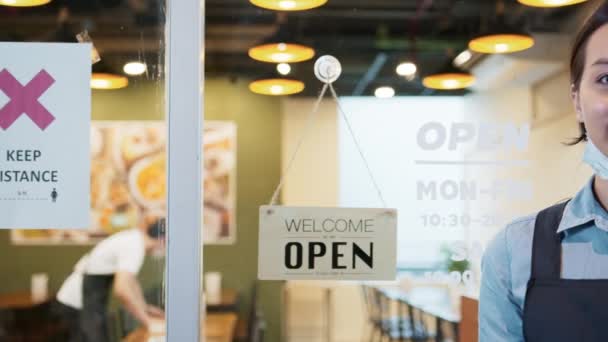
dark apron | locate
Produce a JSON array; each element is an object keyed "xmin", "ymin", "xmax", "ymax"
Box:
[
  {"xmin": 79, "ymin": 273, "xmax": 115, "ymax": 342},
  {"xmin": 49, "ymin": 299, "xmax": 81, "ymax": 342},
  {"xmin": 523, "ymin": 200, "xmax": 608, "ymax": 341}
]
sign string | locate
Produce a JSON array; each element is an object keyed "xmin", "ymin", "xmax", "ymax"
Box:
[
  {"xmin": 269, "ymin": 83, "xmax": 328, "ymax": 206},
  {"xmin": 269, "ymin": 77, "xmax": 387, "ymax": 208},
  {"xmin": 328, "ymin": 83, "xmax": 387, "ymax": 208}
]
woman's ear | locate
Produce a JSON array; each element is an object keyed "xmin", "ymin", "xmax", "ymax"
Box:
[{"xmin": 571, "ymin": 84, "xmax": 584, "ymax": 122}]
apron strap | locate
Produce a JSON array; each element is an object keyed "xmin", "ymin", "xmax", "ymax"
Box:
[{"xmin": 530, "ymin": 200, "xmax": 570, "ymax": 280}]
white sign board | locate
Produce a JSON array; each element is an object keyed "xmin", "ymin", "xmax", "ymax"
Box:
[
  {"xmin": 258, "ymin": 206, "xmax": 397, "ymax": 280},
  {"xmin": 0, "ymin": 42, "xmax": 91, "ymax": 229}
]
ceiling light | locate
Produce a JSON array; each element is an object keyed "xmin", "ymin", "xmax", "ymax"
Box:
[
  {"xmin": 250, "ymin": 0, "xmax": 328, "ymax": 11},
  {"xmin": 423, "ymin": 72, "xmax": 475, "ymax": 90},
  {"xmin": 517, "ymin": 0, "xmax": 587, "ymax": 7},
  {"xmin": 453, "ymin": 50, "xmax": 473, "ymax": 67},
  {"xmin": 0, "ymin": 0, "xmax": 51, "ymax": 6},
  {"xmin": 396, "ymin": 62, "xmax": 417, "ymax": 77},
  {"xmin": 374, "ymin": 86, "xmax": 395, "ymax": 98},
  {"xmin": 123, "ymin": 62, "xmax": 147, "ymax": 76},
  {"xmin": 277, "ymin": 63, "xmax": 291, "ymax": 75},
  {"xmin": 249, "ymin": 43, "xmax": 315, "ymax": 63},
  {"xmin": 91, "ymin": 73, "xmax": 129, "ymax": 90},
  {"xmin": 249, "ymin": 79, "xmax": 305, "ymax": 96},
  {"xmin": 469, "ymin": 33, "xmax": 534, "ymax": 54}
]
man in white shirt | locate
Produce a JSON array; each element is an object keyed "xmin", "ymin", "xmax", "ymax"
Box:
[{"xmin": 53, "ymin": 217, "xmax": 165, "ymax": 342}]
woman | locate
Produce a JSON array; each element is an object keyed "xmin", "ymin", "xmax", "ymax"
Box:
[{"xmin": 480, "ymin": 2, "xmax": 608, "ymax": 341}]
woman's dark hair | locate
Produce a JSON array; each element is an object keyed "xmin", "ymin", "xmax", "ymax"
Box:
[{"xmin": 568, "ymin": 2, "xmax": 608, "ymax": 145}]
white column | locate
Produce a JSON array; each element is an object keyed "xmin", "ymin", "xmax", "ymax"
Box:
[{"xmin": 166, "ymin": 0, "xmax": 204, "ymax": 341}]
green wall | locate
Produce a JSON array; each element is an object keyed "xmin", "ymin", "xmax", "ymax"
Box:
[
  {"xmin": 0, "ymin": 78, "xmax": 284, "ymax": 341},
  {"xmin": 204, "ymin": 78, "xmax": 284, "ymax": 342}
]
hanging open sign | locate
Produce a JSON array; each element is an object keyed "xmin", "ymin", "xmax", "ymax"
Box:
[{"xmin": 258, "ymin": 206, "xmax": 397, "ymax": 280}]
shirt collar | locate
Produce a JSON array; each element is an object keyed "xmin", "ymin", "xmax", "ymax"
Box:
[{"xmin": 557, "ymin": 176, "xmax": 608, "ymax": 233}]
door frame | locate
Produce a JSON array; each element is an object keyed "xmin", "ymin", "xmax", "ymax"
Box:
[{"xmin": 166, "ymin": 0, "xmax": 204, "ymax": 340}]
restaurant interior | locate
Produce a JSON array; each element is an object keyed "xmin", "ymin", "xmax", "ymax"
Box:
[{"xmin": 0, "ymin": 0, "xmax": 602, "ymax": 341}]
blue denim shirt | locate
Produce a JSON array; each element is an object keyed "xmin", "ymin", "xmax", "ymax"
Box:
[{"xmin": 479, "ymin": 176, "xmax": 608, "ymax": 341}]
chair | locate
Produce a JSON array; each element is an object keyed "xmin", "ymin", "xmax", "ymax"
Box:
[
  {"xmin": 0, "ymin": 300, "xmax": 71, "ymax": 342},
  {"xmin": 247, "ymin": 283, "xmax": 266, "ymax": 342},
  {"xmin": 361, "ymin": 285, "xmax": 381, "ymax": 329},
  {"xmin": 361, "ymin": 285, "xmax": 385, "ymax": 341},
  {"xmin": 435, "ymin": 314, "xmax": 459, "ymax": 342},
  {"xmin": 361, "ymin": 286, "xmax": 415, "ymax": 342},
  {"xmin": 232, "ymin": 283, "xmax": 265, "ymax": 342}
]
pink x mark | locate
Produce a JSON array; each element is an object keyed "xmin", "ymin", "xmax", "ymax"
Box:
[{"xmin": 0, "ymin": 69, "xmax": 56, "ymax": 131}]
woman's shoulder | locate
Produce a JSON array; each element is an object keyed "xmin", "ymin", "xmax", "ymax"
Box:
[
  {"xmin": 496, "ymin": 200, "xmax": 570, "ymax": 247},
  {"xmin": 484, "ymin": 212, "xmax": 538, "ymax": 263}
]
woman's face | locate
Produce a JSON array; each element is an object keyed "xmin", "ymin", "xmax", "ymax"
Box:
[{"xmin": 574, "ymin": 23, "xmax": 608, "ymax": 153}]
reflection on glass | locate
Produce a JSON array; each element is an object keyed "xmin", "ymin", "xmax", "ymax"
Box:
[
  {"xmin": 249, "ymin": 78, "xmax": 305, "ymax": 96},
  {"xmin": 249, "ymin": 0, "xmax": 328, "ymax": 11},
  {"xmin": 248, "ymin": 43, "xmax": 315, "ymax": 64},
  {"xmin": 0, "ymin": 0, "xmax": 51, "ymax": 7},
  {"xmin": 90, "ymin": 73, "xmax": 129, "ymax": 90}
]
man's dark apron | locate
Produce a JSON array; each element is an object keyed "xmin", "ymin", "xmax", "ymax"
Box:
[
  {"xmin": 79, "ymin": 273, "xmax": 115, "ymax": 342},
  {"xmin": 523, "ymin": 200, "xmax": 608, "ymax": 341}
]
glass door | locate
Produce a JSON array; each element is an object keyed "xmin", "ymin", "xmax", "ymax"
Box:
[
  {"xmin": 202, "ymin": 1, "xmax": 597, "ymax": 342},
  {"xmin": 0, "ymin": 0, "xmax": 204, "ymax": 341}
]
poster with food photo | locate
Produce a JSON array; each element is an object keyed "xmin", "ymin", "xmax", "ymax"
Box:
[{"xmin": 11, "ymin": 121, "xmax": 237, "ymax": 245}]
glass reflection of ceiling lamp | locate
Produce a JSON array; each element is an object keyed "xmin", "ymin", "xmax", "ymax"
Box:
[
  {"xmin": 469, "ymin": 32, "xmax": 534, "ymax": 54},
  {"xmin": 0, "ymin": 0, "xmax": 51, "ymax": 6},
  {"xmin": 469, "ymin": 0, "xmax": 534, "ymax": 54},
  {"xmin": 453, "ymin": 49, "xmax": 473, "ymax": 67},
  {"xmin": 249, "ymin": 78, "xmax": 304, "ymax": 96},
  {"xmin": 517, "ymin": 0, "xmax": 587, "ymax": 7},
  {"xmin": 91, "ymin": 73, "xmax": 129, "ymax": 90},
  {"xmin": 123, "ymin": 61, "xmax": 147, "ymax": 76},
  {"xmin": 374, "ymin": 86, "xmax": 395, "ymax": 98},
  {"xmin": 277, "ymin": 63, "xmax": 291, "ymax": 75},
  {"xmin": 250, "ymin": 0, "xmax": 327, "ymax": 11},
  {"xmin": 396, "ymin": 62, "xmax": 417, "ymax": 77},
  {"xmin": 249, "ymin": 42, "xmax": 315, "ymax": 63},
  {"xmin": 422, "ymin": 64, "xmax": 475, "ymax": 90}
]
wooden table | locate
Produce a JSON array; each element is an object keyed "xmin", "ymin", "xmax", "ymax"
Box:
[
  {"xmin": 206, "ymin": 288, "xmax": 239, "ymax": 313},
  {"xmin": 0, "ymin": 292, "xmax": 50, "ymax": 309},
  {"xmin": 0, "ymin": 289, "xmax": 238, "ymax": 311},
  {"xmin": 123, "ymin": 313, "xmax": 238, "ymax": 342}
]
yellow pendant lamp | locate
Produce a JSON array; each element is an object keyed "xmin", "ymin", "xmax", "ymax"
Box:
[
  {"xmin": 250, "ymin": 0, "xmax": 327, "ymax": 11},
  {"xmin": 249, "ymin": 19, "xmax": 315, "ymax": 64},
  {"xmin": 249, "ymin": 42, "xmax": 315, "ymax": 63},
  {"xmin": 422, "ymin": 64, "xmax": 475, "ymax": 90},
  {"xmin": 0, "ymin": 0, "xmax": 51, "ymax": 6},
  {"xmin": 91, "ymin": 60, "xmax": 129, "ymax": 90},
  {"xmin": 249, "ymin": 78, "xmax": 305, "ymax": 96},
  {"xmin": 469, "ymin": 0, "xmax": 534, "ymax": 54},
  {"xmin": 469, "ymin": 33, "xmax": 534, "ymax": 54},
  {"xmin": 91, "ymin": 73, "xmax": 129, "ymax": 90},
  {"xmin": 517, "ymin": 0, "xmax": 587, "ymax": 7}
]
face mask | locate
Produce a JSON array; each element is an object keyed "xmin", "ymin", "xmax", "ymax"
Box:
[
  {"xmin": 110, "ymin": 214, "xmax": 128, "ymax": 228},
  {"xmin": 583, "ymin": 139, "xmax": 608, "ymax": 180}
]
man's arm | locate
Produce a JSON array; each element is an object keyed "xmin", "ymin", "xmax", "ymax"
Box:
[{"xmin": 113, "ymin": 271, "xmax": 151, "ymax": 329}]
